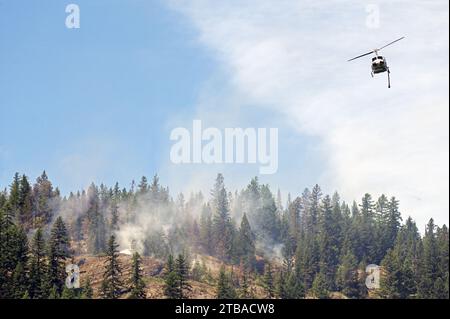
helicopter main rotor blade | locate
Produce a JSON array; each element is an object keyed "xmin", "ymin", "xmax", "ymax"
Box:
[
  {"xmin": 348, "ymin": 51, "xmax": 374, "ymax": 62},
  {"xmin": 379, "ymin": 36, "xmax": 405, "ymax": 51}
]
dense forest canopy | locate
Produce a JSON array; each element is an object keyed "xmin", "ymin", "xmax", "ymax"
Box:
[{"xmin": 0, "ymin": 171, "xmax": 448, "ymax": 299}]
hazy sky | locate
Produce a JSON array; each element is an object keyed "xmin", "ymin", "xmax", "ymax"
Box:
[{"xmin": 1, "ymin": 0, "xmax": 448, "ymax": 229}]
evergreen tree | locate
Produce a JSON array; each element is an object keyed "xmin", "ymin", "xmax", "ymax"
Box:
[
  {"xmin": 199, "ymin": 205, "xmax": 214, "ymax": 255},
  {"xmin": 48, "ymin": 285, "xmax": 60, "ymax": 299},
  {"xmin": 81, "ymin": 278, "xmax": 94, "ymax": 299},
  {"xmin": 258, "ymin": 185, "xmax": 281, "ymax": 241},
  {"xmin": 32, "ymin": 171, "xmax": 54, "ymax": 226},
  {"xmin": 12, "ymin": 261, "xmax": 28, "ymax": 299},
  {"xmin": 311, "ymin": 272, "xmax": 329, "ymax": 299},
  {"xmin": 18, "ymin": 175, "xmax": 33, "ymax": 228},
  {"xmin": 164, "ymin": 255, "xmax": 179, "ymax": 299},
  {"xmin": 391, "ymin": 217, "xmax": 421, "ymax": 298},
  {"xmin": 238, "ymin": 271, "xmax": 251, "ymax": 298},
  {"xmin": 418, "ymin": 219, "xmax": 440, "ymax": 299},
  {"xmin": 129, "ymin": 252, "xmax": 146, "ymax": 299},
  {"xmin": 28, "ymin": 228, "xmax": 47, "ymax": 298},
  {"xmin": 211, "ymin": 174, "xmax": 234, "ymax": 261},
  {"xmin": 101, "ymin": 235, "xmax": 123, "ymax": 299},
  {"xmin": 216, "ymin": 266, "xmax": 236, "ymax": 299},
  {"xmin": 47, "ymin": 216, "xmax": 70, "ymax": 294},
  {"xmin": 237, "ymin": 213, "xmax": 256, "ymax": 271},
  {"xmin": 262, "ymin": 263, "xmax": 275, "ymax": 298},
  {"xmin": 138, "ymin": 176, "xmax": 149, "ymax": 194},
  {"xmin": 86, "ymin": 184, "xmax": 107, "ymax": 254},
  {"xmin": 8, "ymin": 173, "xmax": 21, "ymax": 223},
  {"xmin": 61, "ymin": 286, "xmax": 76, "ymax": 299},
  {"xmin": 379, "ymin": 249, "xmax": 403, "ymax": 298},
  {"xmin": 275, "ymin": 271, "xmax": 288, "ymax": 299},
  {"xmin": 335, "ymin": 249, "xmax": 362, "ymax": 298},
  {"xmin": 317, "ymin": 195, "xmax": 339, "ymax": 290},
  {"xmin": 175, "ymin": 253, "xmax": 191, "ymax": 299},
  {"xmin": 435, "ymin": 225, "xmax": 449, "ymax": 298},
  {"xmin": 284, "ymin": 270, "xmax": 304, "ymax": 298}
]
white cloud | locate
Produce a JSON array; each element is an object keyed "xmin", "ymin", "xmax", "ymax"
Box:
[{"xmin": 167, "ymin": 0, "xmax": 449, "ymax": 228}]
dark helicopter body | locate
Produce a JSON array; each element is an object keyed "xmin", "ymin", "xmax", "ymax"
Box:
[
  {"xmin": 371, "ymin": 56, "xmax": 388, "ymax": 74},
  {"xmin": 348, "ymin": 37, "xmax": 404, "ymax": 88}
]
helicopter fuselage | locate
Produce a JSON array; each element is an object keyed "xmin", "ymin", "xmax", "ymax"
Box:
[{"xmin": 371, "ymin": 56, "xmax": 388, "ymax": 74}]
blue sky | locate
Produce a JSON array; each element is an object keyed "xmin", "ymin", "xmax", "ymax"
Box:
[
  {"xmin": 1, "ymin": 0, "xmax": 448, "ymax": 228},
  {"xmin": 0, "ymin": 1, "xmax": 213, "ymax": 185},
  {"xmin": 0, "ymin": 1, "xmax": 318, "ymax": 193}
]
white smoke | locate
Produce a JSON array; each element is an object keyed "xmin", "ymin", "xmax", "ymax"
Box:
[{"xmin": 166, "ymin": 0, "xmax": 449, "ymax": 230}]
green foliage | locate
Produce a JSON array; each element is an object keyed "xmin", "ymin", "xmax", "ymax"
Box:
[
  {"xmin": 47, "ymin": 216, "xmax": 70, "ymax": 294},
  {"xmin": 262, "ymin": 263, "xmax": 275, "ymax": 298},
  {"xmin": 236, "ymin": 213, "xmax": 256, "ymax": 271},
  {"xmin": 311, "ymin": 272, "xmax": 329, "ymax": 299},
  {"xmin": 0, "ymin": 172, "xmax": 448, "ymax": 300},
  {"xmin": 216, "ymin": 266, "xmax": 237, "ymax": 299},
  {"xmin": 211, "ymin": 174, "xmax": 234, "ymax": 261},
  {"xmin": 100, "ymin": 235, "xmax": 123, "ymax": 299},
  {"xmin": 335, "ymin": 250, "xmax": 362, "ymax": 298},
  {"xmin": 81, "ymin": 278, "xmax": 94, "ymax": 299},
  {"xmin": 129, "ymin": 252, "xmax": 146, "ymax": 299}
]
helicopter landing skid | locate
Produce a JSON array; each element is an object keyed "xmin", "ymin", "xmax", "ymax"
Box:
[{"xmin": 387, "ymin": 68, "xmax": 391, "ymax": 88}]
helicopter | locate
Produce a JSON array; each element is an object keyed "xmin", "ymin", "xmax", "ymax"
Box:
[{"xmin": 348, "ymin": 37, "xmax": 405, "ymax": 88}]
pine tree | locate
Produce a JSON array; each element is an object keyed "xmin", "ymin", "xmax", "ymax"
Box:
[
  {"xmin": 311, "ymin": 272, "xmax": 329, "ymax": 299},
  {"xmin": 47, "ymin": 216, "xmax": 70, "ymax": 294},
  {"xmin": 211, "ymin": 174, "xmax": 234, "ymax": 261},
  {"xmin": 138, "ymin": 176, "xmax": 149, "ymax": 194},
  {"xmin": 238, "ymin": 271, "xmax": 251, "ymax": 298},
  {"xmin": 391, "ymin": 217, "xmax": 421, "ymax": 298},
  {"xmin": 216, "ymin": 266, "xmax": 236, "ymax": 299},
  {"xmin": 175, "ymin": 253, "xmax": 191, "ymax": 299},
  {"xmin": 237, "ymin": 213, "xmax": 256, "ymax": 271},
  {"xmin": 199, "ymin": 205, "xmax": 214, "ymax": 255},
  {"xmin": 81, "ymin": 278, "xmax": 94, "ymax": 299},
  {"xmin": 284, "ymin": 270, "xmax": 304, "ymax": 298},
  {"xmin": 258, "ymin": 185, "xmax": 281, "ymax": 242},
  {"xmin": 418, "ymin": 219, "xmax": 441, "ymax": 299},
  {"xmin": 101, "ymin": 235, "xmax": 123, "ymax": 299},
  {"xmin": 61, "ymin": 286, "xmax": 76, "ymax": 299},
  {"xmin": 276, "ymin": 271, "xmax": 288, "ymax": 299},
  {"xmin": 32, "ymin": 171, "xmax": 54, "ymax": 226},
  {"xmin": 110, "ymin": 201, "xmax": 119, "ymax": 232},
  {"xmin": 379, "ymin": 249, "xmax": 403, "ymax": 298},
  {"xmin": 18, "ymin": 175, "xmax": 33, "ymax": 228},
  {"xmin": 262, "ymin": 263, "xmax": 275, "ymax": 298},
  {"xmin": 317, "ymin": 195, "xmax": 339, "ymax": 291},
  {"xmin": 48, "ymin": 285, "xmax": 60, "ymax": 299},
  {"xmin": 8, "ymin": 173, "xmax": 21, "ymax": 223},
  {"xmin": 164, "ymin": 254, "xmax": 179, "ymax": 299},
  {"xmin": 435, "ymin": 225, "xmax": 449, "ymax": 298},
  {"xmin": 129, "ymin": 252, "xmax": 146, "ymax": 299},
  {"xmin": 335, "ymin": 250, "xmax": 362, "ymax": 298},
  {"xmin": 12, "ymin": 261, "xmax": 28, "ymax": 298},
  {"xmin": 28, "ymin": 228, "xmax": 47, "ymax": 298}
]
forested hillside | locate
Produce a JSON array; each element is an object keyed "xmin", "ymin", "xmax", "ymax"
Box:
[{"xmin": 0, "ymin": 171, "xmax": 448, "ymax": 299}]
